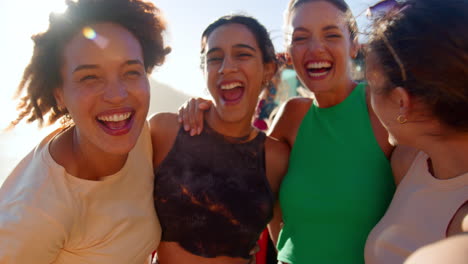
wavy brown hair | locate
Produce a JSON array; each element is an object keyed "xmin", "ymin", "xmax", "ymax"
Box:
[
  {"xmin": 367, "ymin": 0, "xmax": 468, "ymax": 130},
  {"xmin": 11, "ymin": 0, "xmax": 171, "ymax": 128}
]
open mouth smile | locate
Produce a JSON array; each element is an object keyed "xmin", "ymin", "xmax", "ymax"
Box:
[
  {"xmin": 306, "ymin": 61, "xmax": 333, "ymax": 79},
  {"xmin": 219, "ymin": 81, "xmax": 245, "ymax": 105},
  {"xmin": 96, "ymin": 110, "xmax": 135, "ymax": 136}
]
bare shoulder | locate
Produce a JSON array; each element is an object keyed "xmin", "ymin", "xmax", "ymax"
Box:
[
  {"xmin": 268, "ymin": 97, "xmax": 312, "ymax": 148},
  {"xmin": 391, "ymin": 145, "xmax": 420, "ymax": 185},
  {"xmin": 149, "ymin": 112, "xmax": 180, "ymax": 166},
  {"xmin": 149, "ymin": 112, "xmax": 179, "ymax": 130},
  {"xmin": 264, "ymin": 135, "xmax": 290, "ymax": 195}
]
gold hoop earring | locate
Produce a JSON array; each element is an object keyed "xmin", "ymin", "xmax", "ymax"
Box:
[
  {"xmin": 397, "ymin": 115, "xmax": 407, "ymax": 124},
  {"xmin": 60, "ymin": 113, "xmax": 73, "ymax": 128}
]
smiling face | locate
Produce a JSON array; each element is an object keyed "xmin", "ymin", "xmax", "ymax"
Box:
[
  {"xmin": 55, "ymin": 22, "xmax": 150, "ymax": 156},
  {"xmin": 203, "ymin": 23, "xmax": 274, "ymax": 124},
  {"xmin": 287, "ymin": 1, "xmax": 357, "ymax": 94}
]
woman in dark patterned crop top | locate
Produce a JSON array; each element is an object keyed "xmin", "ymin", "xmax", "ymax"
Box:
[{"xmin": 148, "ymin": 15, "xmax": 289, "ymax": 264}]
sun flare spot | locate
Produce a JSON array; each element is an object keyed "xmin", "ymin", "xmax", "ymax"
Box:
[{"xmin": 82, "ymin": 27, "xmax": 97, "ymax": 40}]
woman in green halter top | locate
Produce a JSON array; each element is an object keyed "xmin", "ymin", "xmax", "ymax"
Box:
[
  {"xmin": 268, "ymin": 1, "xmax": 395, "ymax": 263},
  {"xmin": 177, "ymin": 1, "xmax": 396, "ymax": 263}
]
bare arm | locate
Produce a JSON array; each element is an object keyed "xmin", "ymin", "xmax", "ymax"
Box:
[
  {"xmin": 268, "ymin": 201, "xmax": 284, "ymax": 248},
  {"xmin": 404, "ymin": 233, "xmax": 468, "ymax": 264},
  {"xmin": 268, "ymin": 97, "xmax": 312, "ymax": 148},
  {"xmin": 447, "ymin": 201, "xmax": 468, "ymax": 237},
  {"xmin": 149, "ymin": 112, "xmax": 181, "ymax": 167}
]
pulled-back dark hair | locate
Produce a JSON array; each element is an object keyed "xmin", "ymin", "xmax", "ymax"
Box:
[
  {"xmin": 200, "ymin": 14, "xmax": 277, "ymax": 69},
  {"xmin": 12, "ymin": 0, "xmax": 171, "ymax": 127},
  {"xmin": 367, "ymin": 0, "xmax": 468, "ymax": 130},
  {"xmin": 285, "ymin": 0, "xmax": 358, "ymax": 41}
]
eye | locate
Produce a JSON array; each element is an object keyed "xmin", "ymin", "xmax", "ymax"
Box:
[
  {"xmin": 80, "ymin": 74, "xmax": 98, "ymax": 82},
  {"xmin": 237, "ymin": 53, "xmax": 253, "ymax": 59},
  {"xmin": 207, "ymin": 57, "xmax": 223, "ymax": 63},
  {"xmin": 126, "ymin": 70, "xmax": 142, "ymax": 78},
  {"xmin": 291, "ymin": 36, "xmax": 307, "ymax": 43},
  {"xmin": 326, "ymin": 34, "xmax": 341, "ymax": 39}
]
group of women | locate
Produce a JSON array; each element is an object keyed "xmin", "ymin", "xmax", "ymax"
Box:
[{"xmin": 0, "ymin": 0, "xmax": 466, "ymax": 263}]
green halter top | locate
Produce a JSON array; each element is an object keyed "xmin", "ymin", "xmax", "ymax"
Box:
[{"xmin": 277, "ymin": 83, "xmax": 395, "ymax": 263}]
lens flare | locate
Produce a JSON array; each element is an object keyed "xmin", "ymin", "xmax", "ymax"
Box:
[{"xmin": 82, "ymin": 27, "xmax": 96, "ymax": 40}]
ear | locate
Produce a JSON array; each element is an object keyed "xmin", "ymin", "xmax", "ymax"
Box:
[
  {"xmin": 262, "ymin": 61, "xmax": 277, "ymax": 86},
  {"xmin": 54, "ymin": 88, "xmax": 65, "ymax": 110},
  {"xmin": 284, "ymin": 51, "xmax": 293, "ymax": 66},
  {"xmin": 350, "ymin": 37, "xmax": 360, "ymax": 59},
  {"xmin": 391, "ymin": 87, "xmax": 412, "ymax": 116}
]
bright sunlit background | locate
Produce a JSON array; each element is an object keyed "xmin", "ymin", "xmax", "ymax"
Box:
[{"xmin": 0, "ymin": 0, "xmax": 375, "ymax": 182}]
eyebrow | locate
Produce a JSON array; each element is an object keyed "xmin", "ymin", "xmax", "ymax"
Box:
[
  {"xmin": 292, "ymin": 25, "xmax": 341, "ymax": 33},
  {"xmin": 292, "ymin": 27, "xmax": 309, "ymax": 33},
  {"xmin": 233, "ymin": 44, "xmax": 256, "ymax": 51},
  {"xmin": 72, "ymin": 64, "xmax": 98, "ymax": 73},
  {"xmin": 206, "ymin": 44, "xmax": 256, "ymax": 55},
  {"xmin": 72, "ymin": 59, "xmax": 144, "ymax": 73},
  {"xmin": 323, "ymin": 25, "xmax": 340, "ymax": 31}
]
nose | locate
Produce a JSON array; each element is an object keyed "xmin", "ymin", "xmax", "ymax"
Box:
[
  {"xmin": 218, "ymin": 56, "xmax": 238, "ymax": 75},
  {"xmin": 103, "ymin": 78, "xmax": 128, "ymax": 103},
  {"xmin": 308, "ymin": 37, "xmax": 326, "ymax": 54}
]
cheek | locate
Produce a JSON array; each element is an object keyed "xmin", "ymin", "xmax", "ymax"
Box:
[
  {"xmin": 289, "ymin": 45, "xmax": 304, "ymax": 63},
  {"xmin": 371, "ymin": 93, "xmax": 391, "ymax": 125}
]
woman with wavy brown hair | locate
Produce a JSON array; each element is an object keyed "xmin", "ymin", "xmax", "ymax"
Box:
[{"xmin": 0, "ymin": 0, "xmax": 170, "ymax": 263}]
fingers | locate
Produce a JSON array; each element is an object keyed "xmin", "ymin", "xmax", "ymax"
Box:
[
  {"xmin": 178, "ymin": 100, "xmax": 191, "ymax": 133},
  {"xmin": 177, "ymin": 98, "xmax": 212, "ymax": 136},
  {"xmin": 195, "ymin": 100, "xmax": 212, "ymax": 134},
  {"xmin": 188, "ymin": 98, "xmax": 198, "ymax": 136}
]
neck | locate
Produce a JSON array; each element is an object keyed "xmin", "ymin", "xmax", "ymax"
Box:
[
  {"xmin": 418, "ymin": 133, "xmax": 468, "ymax": 180},
  {"xmin": 71, "ymin": 128, "xmax": 128, "ymax": 180},
  {"xmin": 205, "ymin": 109, "xmax": 255, "ymax": 140},
  {"xmin": 313, "ymin": 80, "xmax": 357, "ymax": 108}
]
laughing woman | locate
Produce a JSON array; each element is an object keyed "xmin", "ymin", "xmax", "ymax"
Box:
[
  {"xmin": 149, "ymin": 15, "xmax": 289, "ymax": 264},
  {"xmin": 364, "ymin": 0, "xmax": 468, "ymax": 262},
  {"xmin": 0, "ymin": 0, "xmax": 169, "ymax": 263}
]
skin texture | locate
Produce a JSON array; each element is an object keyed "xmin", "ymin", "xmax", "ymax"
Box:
[
  {"xmin": 150, "ymin": 22, "xmax": 289, "ymax": 264},
  {"xmin": 51, "ymin": 23, "xmax": 150, "ymax": 180}
]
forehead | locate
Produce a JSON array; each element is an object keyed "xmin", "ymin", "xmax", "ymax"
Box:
[
  {"xmin": 63, "ymin": 23, "xmax": 143, "ymax": 69},
  {"xmin": 290, "ymin": 1, "xmax": 348, "ymax": 30},
  {"xmin": 206, "ymin": 23, "xmax": 259, "ymax": 50}
]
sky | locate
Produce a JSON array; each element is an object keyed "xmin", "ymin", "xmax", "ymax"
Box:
[{"xmin": 0, "ymin": 0, "xmax": 375, "ymax": 179}]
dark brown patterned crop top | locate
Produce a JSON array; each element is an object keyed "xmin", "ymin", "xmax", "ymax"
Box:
[{"xmin": 154, "ymin": 123, "xmax": 274, "ymax": 259}]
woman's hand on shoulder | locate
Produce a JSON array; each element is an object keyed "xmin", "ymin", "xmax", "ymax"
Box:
[
  {"xmin": 268, "ymin": 97, "xmax": 312, "ymax": 149},
  {"xmin": 178, "ymin": 97, "xmax": 213, "ymax": 136},
  {"xmin": 390, "ymin": 145, "xmax": 419, "ymax": 185}
]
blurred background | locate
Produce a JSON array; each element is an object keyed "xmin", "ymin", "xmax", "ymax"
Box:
[{"xmin": 0, "ymin": 0, "xmax": 375, "ymax": 182}]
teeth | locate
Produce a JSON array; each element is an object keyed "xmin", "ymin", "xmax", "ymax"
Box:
[
  {"xmin": 220, "ymin": 82, "xmax": 242, "ymax": 90},
  {"xmin": 309, "ymin": 72, "xmax": 328, "ymax": 77},
  {"xmin": 307, "ymin": 61, "xmax": 332, "ymax": 69},
  {"xmin": 97, "ymin": 112, "xmax": 131, "ymax": 122}
]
